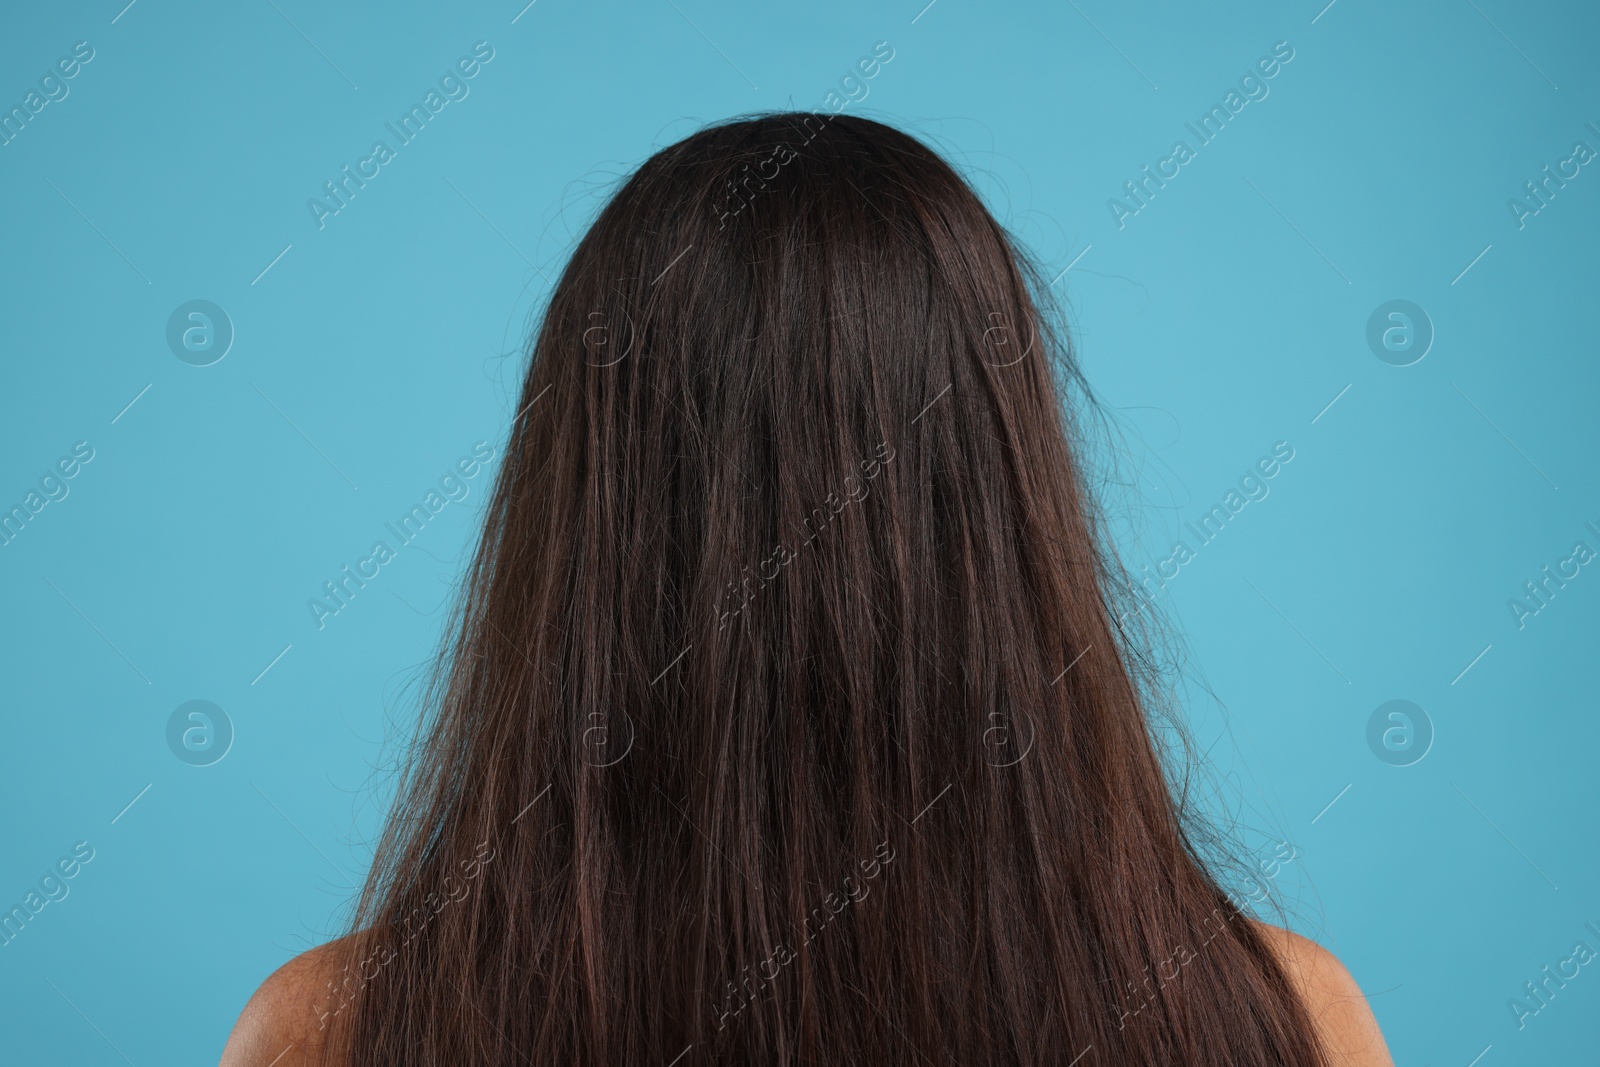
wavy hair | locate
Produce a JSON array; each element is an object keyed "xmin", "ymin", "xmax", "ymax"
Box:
[{"xmin": 328, "ymin": 111, "xmax": 1328, "ymax": 1066}]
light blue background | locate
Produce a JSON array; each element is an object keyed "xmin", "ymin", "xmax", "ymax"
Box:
[{"xmin": 2, "ymin": 0, "xmax": 1596, "ymax": 1063}]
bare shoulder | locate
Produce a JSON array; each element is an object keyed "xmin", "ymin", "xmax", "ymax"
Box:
[
  {"xmin": 1253, "ymin": 921, "xmax": 1395, "ymax": 1066},
  {"xmin": 219, "ymin": 936, "xmax": 355, "ymax": 1067}
]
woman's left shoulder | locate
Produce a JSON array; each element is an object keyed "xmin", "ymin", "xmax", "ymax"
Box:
[
  {"xmin": 219, "ymin": 937, "xmax": 354, "ymax": 1067},
  {"xmin": 1252, "ymin": 920, "xmax": 1395, "ymax": 1066}
]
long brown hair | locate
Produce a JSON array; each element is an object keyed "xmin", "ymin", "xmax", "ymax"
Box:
[{"xmin": 328, "ymin": 111, "xmax": 1328, "ymax": 1065}]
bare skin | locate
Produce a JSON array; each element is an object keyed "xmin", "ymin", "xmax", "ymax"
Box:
[
  {"xmin": 1255, "ymin": 924, "xmax": 1396, "ymax": 1066},
  {"xmin": 220, "ymin": 923, "xmax": 1394, "ymax": 1065},
  {"xmin": 219, "ymin": 938, "xmax": 351, "ymax": 1067}
]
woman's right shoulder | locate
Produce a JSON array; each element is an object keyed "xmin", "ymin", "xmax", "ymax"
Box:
[
  {"xmin": 1252, "ymin": 921, "xmax": 1395, "ymax": 1066},
  {"xmin": 219, "ymin": 935, "xmax": 358, "ymax": 1067}
]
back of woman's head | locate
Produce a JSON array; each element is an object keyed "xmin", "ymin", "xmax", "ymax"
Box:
[{"xmin": 337, "ymin": 111, "xmax": 1328, "ymax": 1065}]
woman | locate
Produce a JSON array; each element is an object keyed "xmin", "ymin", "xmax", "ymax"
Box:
[{"xmin": 222, "ymin": 112, "xmax": 1391, "ymax": 1065}]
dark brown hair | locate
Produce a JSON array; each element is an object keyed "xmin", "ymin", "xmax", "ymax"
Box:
[{"xmin": 328, "ymin": 111, "xmax": 1328, "ymax": 1065}]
